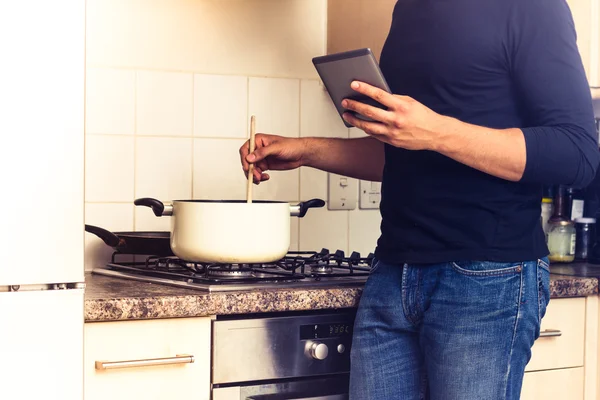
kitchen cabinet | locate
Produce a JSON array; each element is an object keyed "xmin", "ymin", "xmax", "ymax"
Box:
[
  {"xmin": 84, "ymin": 317, "xmax": 212, "ymax": 400},
  {"xmin": 521, "ymin": 296, "xmax": 598, "ymax": 400},
  {"xmin": 522, "ymin": 368, "xmax": 585, "ymax": 400},
  {"xmin": 327, "ymin": 0, "xmax": 396, "ymax": 61},
  {"xmin": 566, "ymin": 0, "xmax": 597, "ymax": 85}
]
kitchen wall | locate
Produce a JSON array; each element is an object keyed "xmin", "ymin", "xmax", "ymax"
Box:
[{"xmin": 84, "ymin": 0, "xmax": 382, "ymax": 270}]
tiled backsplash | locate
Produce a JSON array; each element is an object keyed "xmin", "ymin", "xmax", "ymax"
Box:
[{"xmin": 84, "ymin": 0, "xmax": 382, "ymax": 270}]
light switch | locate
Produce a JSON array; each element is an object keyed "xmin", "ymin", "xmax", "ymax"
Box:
[
  {"xmin": 360, "ymin": 180, "xmax": 382, "ymax": 209},
  {"xmin": 328, "ymin": 173, "xmax": 358, "ymax": 210}
]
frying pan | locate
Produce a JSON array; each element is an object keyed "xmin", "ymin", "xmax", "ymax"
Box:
[{"xmin": 84, "ymin": 224, "xmax": 174, "ymax": 256}]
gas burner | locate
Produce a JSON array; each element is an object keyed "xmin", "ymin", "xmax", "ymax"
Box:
[
  {"xmin": 311, "ymin": 264, "xmax": 334, "ymax": 274},
  {"xmin": 99, "ymin": 248, "xmax": 374, "ymax": 292},
  {"xmin": 207, "ymin": 266, "xmax": 255, "ymax": 278}
]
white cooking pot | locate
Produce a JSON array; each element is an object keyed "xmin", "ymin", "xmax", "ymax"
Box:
[{"xmin": 134, "ymin": 198, "xmax": 325, "ymax": 263}]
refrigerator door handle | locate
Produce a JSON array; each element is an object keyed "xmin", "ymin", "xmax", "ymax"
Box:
[{"xmin": 95, "ymin": 354, "xmax": 195, "ymax": 370}]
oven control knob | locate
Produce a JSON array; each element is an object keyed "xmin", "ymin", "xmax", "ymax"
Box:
[{"xmin": 310, "ymin": 342, "xmax": 329, "ymax": 360}]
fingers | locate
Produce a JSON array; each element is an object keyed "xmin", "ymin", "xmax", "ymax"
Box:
[
  {"xmin": 342, "ymin": 99, "xmax": 392, "ymax": 124},
  {"xmin": 342, "ymin": 113, "xmax": 388, "ymax": 136},
  {"xmin": 246, "ymin": 141, "xmax": 279, "ymax": 164},
  {"xmin": 239, "ymin": 139, "xmax": 250, "ymax": 173},
  {"xmin": 350, "ymin": 81, "xmax": 396, "ymax": 108}
]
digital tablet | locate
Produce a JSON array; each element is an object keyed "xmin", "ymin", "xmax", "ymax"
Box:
[{"xmin": 312, "ymin": 48, "xmax": 391, "ymax": 128}]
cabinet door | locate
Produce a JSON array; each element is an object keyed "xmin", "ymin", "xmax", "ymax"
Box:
[
  {"xmin": 521, "ymin": 368, "xmax": 584, "ymax": 400},
  {"xmin": 0, "ymin": 290, "xmax": 84, "ymax": 400},
  {"xmin": 84, "ymin": 317, "xmax": 211, "ymax": 400},
  {"xmin": 566, "ymin": 0, "xmax": 596, "ymax": 85},
  {"xmin": 0, "ymin": 0, "xmax": 85, "ymax": 285},
  {"xmin": 526, "ymin": 297, "xmax": 586, "ymax": 372}
]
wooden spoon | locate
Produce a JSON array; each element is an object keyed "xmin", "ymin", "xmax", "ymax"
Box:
[{"xmin": 246, "ymin": 115, "xmax": 256, "ymax": 204}]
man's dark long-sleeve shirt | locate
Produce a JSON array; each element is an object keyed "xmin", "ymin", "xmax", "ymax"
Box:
[{"xmin": 375, "ymin": 0, "xmax": 600, "ymax": 264}]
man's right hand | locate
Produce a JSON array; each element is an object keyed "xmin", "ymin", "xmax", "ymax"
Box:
[{"xmin": 239, "ymin": 134, "xmax": 308, "ymax": 184}]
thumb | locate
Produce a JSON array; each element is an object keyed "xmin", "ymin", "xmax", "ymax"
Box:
[{"xmin": 247, "ymin": 143, "xmax": 280, "ymax": 163}]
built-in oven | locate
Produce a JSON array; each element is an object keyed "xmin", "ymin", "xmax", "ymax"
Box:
[{"xmin": 211, "ymin": 310, "xmax": 356, "ymax": 400}]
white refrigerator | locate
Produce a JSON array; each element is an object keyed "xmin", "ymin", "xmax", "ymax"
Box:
[{"xmin": 0, "ymin": 0, "xmax": 86, "ymax": 399}]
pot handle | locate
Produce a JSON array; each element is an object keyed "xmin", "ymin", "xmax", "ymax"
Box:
[
  {"xmin": 84, "ymin": 225, "xmax": 120, "ymax": 247},
  {"xmin": 134, "ymin": 198, "xmax": 173, "ymax": 217},
  {"xmin": 290, "ymin": 199, "xmax": 326, "ymax": 218}
]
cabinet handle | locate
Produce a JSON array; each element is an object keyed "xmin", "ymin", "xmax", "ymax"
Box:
[
  {"xmin": 95, "ymin": 354, "xmax": 194, "ymax": 370},
  {"xmin": 539, "ymin": 329, "xmax": 562, "ymax": 338}
]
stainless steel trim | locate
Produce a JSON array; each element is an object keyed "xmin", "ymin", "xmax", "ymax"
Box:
[
  {"xmin": 163, "ymin": 203, "xmax": 174, "ymax": 216},
  {"xmin": 212, "ymin": 375, "xmax": 349, "ymax": 399},
  {"xmin": 95, "ymin": 354, "xmax": 194, "ymax": 370},
  {"xmin": 290, "ymin": 205, "xmax": 301, "ymax": 216},
  {"xmin": 92, "ymin": 268, "xmax": 367, "ymax": 292},
  {"xmin": 539, "ymin": 329, "xmax": 562, "ymax": 338},
  {"xmin": 0, "ymin": 283, "xmax": 86, "ymax": 293},
  {"xmin": 213, "ymin": 313, "xmax": 354, "ymax": 384}
]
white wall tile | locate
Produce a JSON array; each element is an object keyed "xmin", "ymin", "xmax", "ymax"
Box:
[
  {"xmin": 299, "ymin": 208, "xmax": 348, "ymax": 253},
  {"xmin": 300, "ymin": 80, "xmax": 349, "ymax": 138},
  {"xmin": 300, "ymin": 168, "xmax": 327, "ymax": 202},
  {"xmin": 349, "ymin": 127, "xmax": 368, "ymax": 138},
  {"xmin": 84, "ymin": 203, "xmax": 134, "ymax": 271},
  {"xmin": 135, "ymin": 207, "xmax": 172, "ymax": 231},
  {"xmin": 253, "ymin": 170, "xmax": 300, "ymax": 202},
  {"xmin": 194, "ymin": 75, "xmax": 248, "ymax": 139},
  {"xmin": 136, "ymin": 137, "xmax": 192, "ymax": 200},
  {"xmin": 193, "ymin": 139, "xmax": 247, "ymax": 200},
  {"xmin": 86, "ymin": 0, "xmax": 326, "ymax": 79},
  {"xmin": 86, "ymin": 68, "xmax": 135, "ymax": 135},
  {"xmin": 290, "ymin": 217, "xmax": 299, "ymax": 251},
  {"xmin": 85, "ymin": 135, "xmax": 134, "ymax": 202},
  {"xmin": 249, "ymin": 77, "xmax": 300, "ymax": 138},
  {"xmin": 349, "ymin": 209, "xmax": 382, "ymax": 257},
  {"xmin": 137, "ymin": 71, "xmax": 193, "ymax": 136}
]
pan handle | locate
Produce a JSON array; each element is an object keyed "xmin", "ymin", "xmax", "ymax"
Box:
[
  {"xmin": 290, "ymin": 199, "xmax": 326, "ymax": 218},
  {"xmin": 85, "ymin": 225, "xmax": 121, "ymax": 247},
  {"xmin": 134, "ymin": 198, "xmax": 173, "ymax": 217}
]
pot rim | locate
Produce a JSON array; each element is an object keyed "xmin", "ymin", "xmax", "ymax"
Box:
[{"xmin": 172, "ymin": 199, "xmax": 288, "ymax": 204}]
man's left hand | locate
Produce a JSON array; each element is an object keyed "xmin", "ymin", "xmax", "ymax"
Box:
[{"xmin": 342, "ymin": 81, "xmax": 445, "ymax": 151}]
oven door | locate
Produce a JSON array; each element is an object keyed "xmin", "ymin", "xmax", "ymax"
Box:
[{"xmin": 212, "ymin": 375, "xmax": 349, "ymax": 400}]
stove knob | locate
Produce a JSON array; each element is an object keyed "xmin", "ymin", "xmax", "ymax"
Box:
[{"xmin": 310, "ymin": 342, "xmax": 329, "ymax": 360}]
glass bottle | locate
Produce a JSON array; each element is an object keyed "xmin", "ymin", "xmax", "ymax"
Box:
[{"xmin": 548, "ymin": 220, "xmax": 576, "ymax": 263}]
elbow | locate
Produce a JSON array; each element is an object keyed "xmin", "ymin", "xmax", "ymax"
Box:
[
  {"xmin": 521, "ymin": 125, "xmax": 600, "ymax": 187},
  {"xmin": 571, "ymin": 150, "xmax": 600, "ymax": 188}
]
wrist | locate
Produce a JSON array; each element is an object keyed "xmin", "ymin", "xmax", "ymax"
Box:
[
  {"xmin": 298, "ymin": 137, "xmax": 313, "ymax": 167},
  {"xmin": 429, "ymin": 115, "xmax": 460, "ymax": 154}
]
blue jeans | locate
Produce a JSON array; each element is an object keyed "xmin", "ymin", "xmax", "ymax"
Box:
[{"xmin": 349, "ymin": 258, "xmax": 551, "ymax": 400}]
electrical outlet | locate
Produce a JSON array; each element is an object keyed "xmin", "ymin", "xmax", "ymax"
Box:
[
  {"xmin": 328, "ymin": 173, "xmax": 358, "ymax": 210},
  {"xmin": 359, "ymin": 180, "xmax": 382, "ymax": 209}
]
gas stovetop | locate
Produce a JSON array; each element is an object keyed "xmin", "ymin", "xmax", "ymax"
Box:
[{"xmin": 92, "ymin": 249, "xmax": 373, "ymax": 292}]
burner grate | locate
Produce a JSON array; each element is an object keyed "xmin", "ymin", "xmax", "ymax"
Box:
[{"xmin": 104, "ymin": 248, "xmax": 373, "ymax": 285}]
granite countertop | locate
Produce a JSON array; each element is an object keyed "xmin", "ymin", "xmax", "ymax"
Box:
[{"xmin": 84, "ymin": 271, "xmax": 598, "ymax": 322}]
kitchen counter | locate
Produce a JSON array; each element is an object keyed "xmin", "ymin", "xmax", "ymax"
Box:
[{"xmin": 84, "ymin": 272, "xmax": 598, "ymax": 322}]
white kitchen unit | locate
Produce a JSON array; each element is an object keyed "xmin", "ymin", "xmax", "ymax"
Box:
[
  {"xmin": 521, "ymin": 296, "xmax": 599, "ymax": 400},
  {"xmin": 84, "ymin": 317, "xmax": 212, "ymax": 400},
  {"xmin": 0, "ymin": 0, "xmax": 85, "ymax": 398}
]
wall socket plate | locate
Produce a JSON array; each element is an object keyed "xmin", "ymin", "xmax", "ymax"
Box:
[
  {"xmin": 359, "ymin": 180, "xmax": 382, "ymax": 209},
  {"xmin": 328, "ymin": 173, "xmax": 358, "ymax": 210}
]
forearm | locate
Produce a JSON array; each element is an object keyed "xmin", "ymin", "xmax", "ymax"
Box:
[
  {"xmin": 432, "ymin": 116, "xmax": 526, "ymax": 182},
  {"xmin": 302, "ymin": 136, "xmax": 385, "ymax": 181},
  {"xmin": 432, "ymin": 116, "xmax": 599, "ymax": 186}
]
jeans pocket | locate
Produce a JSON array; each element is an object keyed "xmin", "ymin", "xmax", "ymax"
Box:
[
  {"xmin": 370, "ymin": 257, "xmax": 382, "ymax": 273},
  {"xmin": 537, "ymin": 258, "xmax": 551, "ymax": 324},
  {"xmin": 451, "ymin": 261, "xmax": 522, "ymax": 277}
]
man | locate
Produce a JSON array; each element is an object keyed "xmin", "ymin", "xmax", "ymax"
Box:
[{"xmin": 239, "ymin": 0, "xmax": 600, "ymax": 398}]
